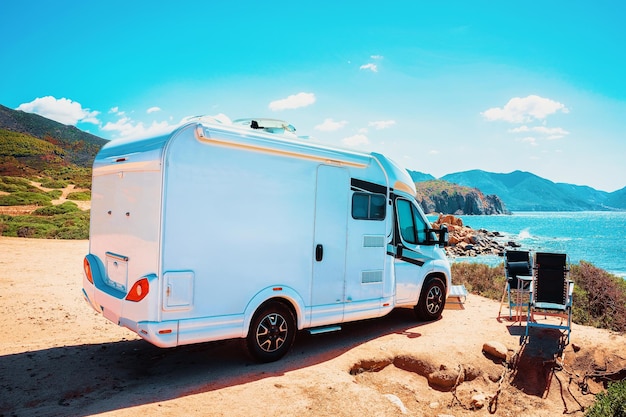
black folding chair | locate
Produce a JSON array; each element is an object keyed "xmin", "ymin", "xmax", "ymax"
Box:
[
  {"xmin": 524, "ymin": 252, "xmax": 574, "ymax": 344},
  {"xmin": 499, "ymin": 250, "xmax": 533, "ymax": 321}
]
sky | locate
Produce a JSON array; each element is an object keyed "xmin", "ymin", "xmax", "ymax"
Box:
[{"xmin": 1, "ymin": 1, "xmax": 625, "ymax": 192}]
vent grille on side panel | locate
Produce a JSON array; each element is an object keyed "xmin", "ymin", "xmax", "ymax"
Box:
[
  {"xmin": 362, "ymin": 270, "xmax": 383, "ymax": 283},
  {"xmin": 363, "ymin": 235, "xmax": 385, "ymax": 248}
]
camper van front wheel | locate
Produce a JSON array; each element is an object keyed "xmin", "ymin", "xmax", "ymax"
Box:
[
  {"xmin": 246, "ymin": 301, "xmax": 296, "ymax": 363},
  {"xmin": 414, "ymin": 277, "xmax": 446, "ymax": 321}
]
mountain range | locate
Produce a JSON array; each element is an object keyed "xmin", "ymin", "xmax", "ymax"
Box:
[
  {"xmin": 409, "ymin": 170, "xmax": 626, "ymax": 212},
  {"xmin": 1, "ymin": 104, "xmax": 624, "ymax": 212}
]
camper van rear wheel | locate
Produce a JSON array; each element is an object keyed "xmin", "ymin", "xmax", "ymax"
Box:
[
  {"xmin": 246, "ymin": 301, "xmax": 296, "ymax": 363},
  {"xmin": 414, "ymin": 277, "xmax": 446, "ymax": 321}
]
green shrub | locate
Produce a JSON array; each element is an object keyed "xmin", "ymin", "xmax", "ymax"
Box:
[
  {"xmin": 46, "ymin": 189, "xmax": 62, "ymax": 199},
  {"xmin": 32, "ymin": 201, "xmax": 80, "ymax": 216},
  {"xmin": 570, "ymin": 262, "xmax": 626, "ymax": 332},
  {"xmin": 0, "ymin": 176, "xmax": 33, "ymax": 192},
  {"xmin": 39, "ymin": 179, "xmax": 68, "ymax": 188},
  {"xmin": 42, "ymin": 166, "xmax": 92, "ymax": 187},
  {"xmin": 67, "ymin": 191, "xmax": 91, "ymax": 201},
  {"xmin": 585, "ymin": 381, "xmax": 626, "ymax": 417},
  {"xmin": 0, "ymin": 210, "xmax": 89, "ymax": 239},
  {"xmin": 2, "ymin": 215, "xmax": 57, "ymax": 238},
  {"xmin": 51, "ymin": 211, "xmax": 90, "ymax": 239},
  {"xmin": 0, "ymin": 191, "xmax": 52, "ymax": 206},
  {"xmin": 450, "ymin": 262, "xmax": 506, "ymax": 300}
]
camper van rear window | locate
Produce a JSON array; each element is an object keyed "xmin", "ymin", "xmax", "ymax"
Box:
[{"xmin": 352, "ymin": 193, "xmax": 386, "ymax": 220}]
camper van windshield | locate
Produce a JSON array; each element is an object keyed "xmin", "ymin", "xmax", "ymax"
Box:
[{"xmin": 396, "ymin": 198, "xmax": 429, "ymax": 244}]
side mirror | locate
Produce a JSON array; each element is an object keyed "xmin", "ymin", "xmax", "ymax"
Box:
[
  {"xmin": 427, "ymin": 225, "xmax": 449, "ymax": 246},
  {"xmin": 439, "ymin": 225, "xmax": 449, "ymax": 246}
]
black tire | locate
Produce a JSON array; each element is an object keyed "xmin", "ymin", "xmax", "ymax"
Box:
[
  {"xmin": 246, "ymin": 301, "xmax": 296, "ymax": 363},
  {"xmin": 414, "ymin": 277, "xmax": 446, "ymax": 321}
]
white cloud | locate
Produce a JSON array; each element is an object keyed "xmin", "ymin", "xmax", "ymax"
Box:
[
  {"xmin": 315, "ymin": 118, "xmax": 348, "ymax": 132},
  {"xmin": 146, "ymin": 106, "xmax": 161, "ymax": 114},
  {"xmin": 520, "ymin": 137, "xmax": 538, "ymax": 146},
  {"xmin": 532, "ymin": 126, "xmax": 569, "ymax": 139},
  {"xmin": 17, "ymin": 96, "xmax": 100, "ymax": 125},
  {"xmin": 360, "ymin": 55, "xmax": 383, "ymax": 72},
  {"xmin": 102, "ymin": 116, "xmax": 179, "ymax": 140},
  {"xmin": 102, "ymin": 113, "xmax": 232, "ymax": 140},
  {"xmin": 359, "ymin": 63, "xmax": 378, "ymax": 72},
  {"xmin": 269, "ymin": 92, "xmax": 316, "ymax": 111},
  {"xmin": 206, "ymin": 113, "xmax": 232, "ymax": 125},
  {"xmin": 109, "ymin": 106, "xmax": 125, "ymax": 116},
  {"xmin": 508, "ymin": 125, "xmax": 530, "ymax": 133},
  {"xmin": 368, "ymin": 120, "xmax": 396, "ymax": 129},
  {"xmin": 481, "ymin": 95, "xmax": 569, "ymax": 123},
  {"xmin": 509, "ymin": 125, "xmax": 569, "ymax": 140},
  {"xmin": 342, "ymin": 134, "xmax": 369, "ymax": 147}
]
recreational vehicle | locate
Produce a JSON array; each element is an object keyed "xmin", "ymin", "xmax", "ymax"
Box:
[{"xmin": 82, "ymin": 118, "xmax": 451, "ymax": 362}]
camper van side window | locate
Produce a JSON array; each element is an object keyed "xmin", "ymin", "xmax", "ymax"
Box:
[{"xmin": 352, "ymin": 193, "xmax": 386, "ymax": 220}]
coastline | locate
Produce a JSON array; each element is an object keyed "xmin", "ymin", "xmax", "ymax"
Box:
[{"xmin": 453, "ymin": 211, "xmax": 626, "ymax": 279}]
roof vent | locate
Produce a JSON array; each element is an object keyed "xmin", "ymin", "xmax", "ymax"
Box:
[{"xmin": 233, "ymin": 118, "xmax": 297, "ymax": 137}]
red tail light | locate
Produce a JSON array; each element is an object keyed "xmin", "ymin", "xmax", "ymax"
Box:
[
  {"xmin": 84, "ymin": 257, "xmax": 93, "ymax": 284},
  {"xmin": 126, "ymin": 278, "xmax": 149, "ymax": 302}
]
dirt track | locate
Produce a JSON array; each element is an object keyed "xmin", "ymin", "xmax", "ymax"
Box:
[{"xmin": 1, "ymin": 236, "xmax": 625, "ymax": 416}]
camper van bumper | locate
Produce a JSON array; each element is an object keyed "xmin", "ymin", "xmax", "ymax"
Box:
[
  {"xmin": 127, "ymin": 316, "xmax": 247, "ymax": 348},
  {"xmin": 124, "ymin": 320, "xmax": 179, "ymax": 348},
  {"xmin": 81, "ymin": 287, "xmax": 99, "ymax": 314}
]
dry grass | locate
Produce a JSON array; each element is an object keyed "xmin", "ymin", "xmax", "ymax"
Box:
[{"xmin": 451, "ymin": 261, "xmax": 626, "ymax": 333}]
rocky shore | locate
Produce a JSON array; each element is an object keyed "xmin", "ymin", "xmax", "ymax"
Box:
[{"xmin": 432, "ymin": 214, "xmax": 520, "ymax": 258}]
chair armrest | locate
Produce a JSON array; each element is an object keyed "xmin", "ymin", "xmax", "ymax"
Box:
[
  {"xmin": 517, "ymin": 275, "xmax": 533, "ymax": 291},
  {"xmin": 566, "ymin": 280, "xmax": 575, "ymax": 306}
]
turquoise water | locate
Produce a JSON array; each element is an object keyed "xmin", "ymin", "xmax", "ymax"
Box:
[{"xmin": 435, "ymin": 212, "xmax": 626, "ymax": 278}]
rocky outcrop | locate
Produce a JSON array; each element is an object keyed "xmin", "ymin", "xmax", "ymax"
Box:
[
  {"xmin": 432, "ymin": 214, "xmax": 517, "ymax": 257},
  {"xmin": 415, "ymin": 180, "xmax": 509, "ymax": 215}
]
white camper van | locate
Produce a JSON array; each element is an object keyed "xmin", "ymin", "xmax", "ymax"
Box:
[{"xmin": 82, "ymin": 118, "xmax": 451, "ymax": 362}]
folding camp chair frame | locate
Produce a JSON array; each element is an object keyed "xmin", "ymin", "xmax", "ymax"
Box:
[
  {"xmin": 524, "ymin": 252, "xmax": 574, "ymax": 345},
  {"xmin": 498, "ymin": 250, "xmax": 533, "ymax": 322}
]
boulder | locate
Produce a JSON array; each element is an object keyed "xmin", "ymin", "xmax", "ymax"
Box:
[
  {"xmin": 428, "ymin": 366, "xmax": 463, "ymax": 390},
  {"xmin": 432, "ymin": 214, "xmax": 513, "ymax": 257},
  {"xmin": 482, "ymin": 341, "xmax": 508, "ymax": 361}
]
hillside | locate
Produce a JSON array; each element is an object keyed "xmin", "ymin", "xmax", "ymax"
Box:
[
  {"xmin": 0, "ymin": 104, "xmax": 107, "ymax": 168},
  {"xmin": 605, "ymin": 186, "xmax": 626, "ymax": 209},
  {"xmin": 441, "ymin": 170, "xmax": 626, "ymax": 211},
  {"xmin": 406, "ymin": 170, "xmax": 435, "ymax": 183},
  {"xmin": 0, "ymin": 105, "xmax": 106, "ymax": 239},
  {"xmin": 0, "ymin": 105, "xmax": 108, "ymax": 187},
  {"xmin": 415, "ymin": 180, "xmax": 508, "ymax": 215}
]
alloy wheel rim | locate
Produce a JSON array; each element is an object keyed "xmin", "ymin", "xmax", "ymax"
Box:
[
  {"xmin": 426, "ymin": 286, "xmax": 443, "ymax": 314},
  {"xmin": 256, "ymin": 313, "xmax": 288, "ymax": 352}
]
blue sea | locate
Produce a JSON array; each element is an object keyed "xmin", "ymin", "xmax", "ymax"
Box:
[{"xmin": 435, "ymin": 212, "xmax": 626, "ymax": 279}]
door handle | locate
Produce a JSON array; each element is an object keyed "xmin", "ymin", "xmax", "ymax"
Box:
[{"xmin": 315, "ymin": 244, "xmax": 323, "ymax": 262}]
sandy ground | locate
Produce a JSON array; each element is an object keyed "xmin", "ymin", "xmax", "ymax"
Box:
[{"xmin": 1, "ymin": 237, "xmax": 625, "ymax": 417}]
